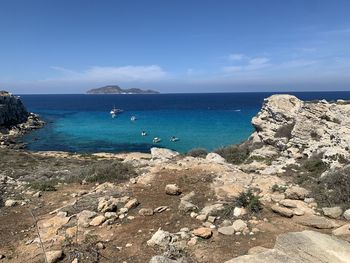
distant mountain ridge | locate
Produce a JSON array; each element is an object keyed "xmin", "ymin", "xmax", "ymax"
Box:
[{"xmin": 86, "ymin": 85, "xmax": 159, "ymax": 94}]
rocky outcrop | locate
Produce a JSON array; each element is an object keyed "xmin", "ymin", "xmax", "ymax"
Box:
[
  {"xmin": 225, "ymin": 230, "xmax": 350, "ymax": 263},
  {"xmin": 0, "ymin": 91, "xmax": 28, "ymax": 127},
  {"xmin": 0, "ymin": 91, "xmax": 44, "ymax": 147},
  {"xmin": 249, "ymin": 94, "xmax": 350, "ymax": 172}
]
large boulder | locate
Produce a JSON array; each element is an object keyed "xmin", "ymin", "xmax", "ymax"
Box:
[
  {"xmin": 151, "ymin": 148, "xmax": 179, "ymax": 162},
  {"xmin": 225, "ymin": 230, "xmax": 350, "ymax": 263}
]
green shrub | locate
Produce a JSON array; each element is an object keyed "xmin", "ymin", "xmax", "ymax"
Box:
[
  {"xmin": 271, "ymin": 184, "xmax": 287, "ymax": 193},
  {"xmin": 187, "ymin": 148, "xmax": 208, "ymax": 158},
  {"xmin": 312, "ymin": 166, "xmax": 350, "ymax": 209},
  {"xmin": 81, "ymin": 160, "xmax": 136, "ymax": 183},
  {"xmin": 215, "ymin": 144, "xmax": 250, "ymax": 164},
  {"xmin": 236, "ymin": 190, "xmax": 262, "ymax": 213},
  {"xmin": 29, "ymin": 181, "xmax": 57, "ymax": 191}
]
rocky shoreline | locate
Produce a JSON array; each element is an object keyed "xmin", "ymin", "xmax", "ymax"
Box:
[
  {"xmin": 1, "ymin": 93, "xmax": 350, "ymax": 262},
  {"xmin": 0, "ymin": 91, "xmax": 44, "ymax": 149}
]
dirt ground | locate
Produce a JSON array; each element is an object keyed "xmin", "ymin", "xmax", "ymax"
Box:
[{"xmin": 0, "ymin": 155, "xmax": 333, "ymax": 263}]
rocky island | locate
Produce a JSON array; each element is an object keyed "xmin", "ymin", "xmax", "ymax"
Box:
[
  {"xmin": 86, "ymin": 85, "xmax": 159, "ymax": 94},
  {"xmin": 1, "ymin": 93, "xmax": 350, "ymax": 263}
]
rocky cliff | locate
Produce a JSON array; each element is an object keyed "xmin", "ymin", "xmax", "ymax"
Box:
[
  {"xmin": 0, "ymin": 91, "xmax": 29, "ymax": 127},
  {"xmin": 0, "ymin": 91, "xmax": 44, "ymax": 147},
  {"xmin": 247, "ymin": 94, "xmax": 350, "ymax": 174}
]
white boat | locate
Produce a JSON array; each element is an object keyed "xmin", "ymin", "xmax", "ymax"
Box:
[
  {"xmin": 153, "ymin": 137, "xmax": 161, "ymax": 143},
  {"xmin": 141, "ymin": 131, "xmax": 147, "ymax": 136},
  {"xmin": 170, "ymin": 136, "xmax": 179, "ymax": 142},
  {"xmin": 110, "ymin": 106, "xmax": 123, "ymax": 117},
  {"xmin": 131, "ymin": 116, "xmax": 137, "ymax": 121}
]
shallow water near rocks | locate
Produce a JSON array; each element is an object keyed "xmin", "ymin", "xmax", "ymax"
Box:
[{"xmin": 20, "ymin": 92, "xmax": 350, "ymax": 153}]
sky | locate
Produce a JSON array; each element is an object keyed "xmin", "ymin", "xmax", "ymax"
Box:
[{"xmin": 1, "ymin": 0, "xmax": 350, "ymax": 94}]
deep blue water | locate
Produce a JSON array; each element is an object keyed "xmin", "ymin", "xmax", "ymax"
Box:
[{"xmin": 19, "ymin": 92, "xmax": 350, "ymax": 153}]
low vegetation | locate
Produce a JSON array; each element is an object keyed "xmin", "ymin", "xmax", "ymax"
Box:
[
  {"xmin": 80, "ymin": 160, "xmax": 137, "ymax": 183},
  {"xmin": 271, "ymin": 184, "xmax": 287, "ymax": 193},
  {"xmin": 186, "ymin": 148, "xmax": 208, "ymax": 158},
  {"xmin": 312, "ymin": 166, "xmax": 350, "ymax": 209},
  {"xmin": 215, "ymin": 143, "xmax": 250, "ymax": 165},
  {"xmin": 236, "ymin": 189, "xmax": 263, "ymax": 214},
  {"xmin": 29, "ymin": 181, "xmax": 57, "ymax": 191}
]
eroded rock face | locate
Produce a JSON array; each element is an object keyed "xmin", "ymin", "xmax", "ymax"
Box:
[
  {"xmin": 225, "ymin": 230, "xmax": 350, "ymax": 263},
  {"xmin": 249, "ymin": 94, "xmax": 350, "ymax": 170}
]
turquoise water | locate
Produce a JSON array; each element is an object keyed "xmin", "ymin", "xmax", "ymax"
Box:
[{"xmin": 20, "ymin": 92, "xmax": 350, "ymax": 153}]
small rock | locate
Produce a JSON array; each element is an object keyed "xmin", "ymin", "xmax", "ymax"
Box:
[
  {"xmin": 104, "ymin": 212, "xmax": 117, "ymax": 219},
  {"xmin": 125, "ymin": 243, "xmax": 132, "ymax": 247},
  {"xmin": 190, "ymin": 212, "xmax": 198, "ymax": 218},
  {"xmin": 220, "ymin": 220, "xmax": 232, "ymax": 227},
  {"xmin": 293, "ymin": 208, "xmax": 305, "ymax": 216},
  {"xmin": 271, "ymin": 205, "xmax": 294, "ymax": 218},
  {"xmin": 89, "ymin": 215, "xmax": 106, "ymax": 226},
  {"xmin": 344, "ymin": 209, "xmax": 350, "ymax": 220},
  {"xmin": 192, "ymin": 227, "xmax": 212, "ymax": 239},
  {"xmin": 139, "ymin": 208, "xmax": 154, "ymax": 216},
  {"xmin": 124, "ymin": 198, "xmax": 139, "ymax": 210},
  {"xmin": 322, "ymin": 207, "xmax": 343, "ymax": 219},
  {"xmin": 147, "ymin": 229, "xmax": 174, "ymax": 248},
  {"xmin": 207, "ymin": 216, "xmax": 216, "ymax": 223},
  {"xmin": 187, "ymin": 237, "xmax": 198, "ymax": 246},
  {"xmin": 304, "ymin": 197, "xmax": 315, "ymax": 203},
  {"xmin": 232, "ymin": 219, "xmax": 247, "ymax": 232},
  {"xmin": 196, "ymin": 214, "xmax": 207, "ymax": 221},
  {"xmin": 165, "ymin": 184, "xmax": 181, "ymax": 195},
  {"xmin": 279, "ymin": 199, "xmax": 298, "ymax": 208},
  {"xmin": 46, "ymin": 250, "xmax": 63, "ymax": 263},
  {"xmin": 33, "ymin": 191, "xmax": 42, "ymax": 198},
  {"xmin": 332, "ymin": 224, "xmax": 350, "ymax": 242},
  {"xmin": 233, "ymin": 207, "xmax": 246, "ymax": 217},
  {"xmin": 218, "ymin": 226, "xmax": 235, "ymax": 235},
  {"xmin": 285, "ymin": 186, "xmax": 309, "ymax": 200},
  {"xmin": 0, "ymin": 255, "xmax": 4, "ymax": 259},
  {"xmin": 96, "ymin": 242, "xmax": 105, "ymax": 249},
  {"xmin": 119, "ymin": 207, "xmax": 128, "ymax": 214},
  {"xmin": 5, "ymin": 199, "xmax": 18, "ymax": 207}
]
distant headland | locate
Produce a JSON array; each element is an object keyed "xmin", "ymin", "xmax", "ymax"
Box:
[{"xmin": 86, "ymin": 85, "xmax": 159, "ymax": 94}]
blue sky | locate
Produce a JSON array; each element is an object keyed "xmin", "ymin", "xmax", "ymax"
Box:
[{"xmin": 1, "ymin": 0, "xmax": 350, "ymax": 93}]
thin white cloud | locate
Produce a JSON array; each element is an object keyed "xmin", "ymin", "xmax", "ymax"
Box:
[
  {"xmin": 47, "ymin": 65, "xmax": 167, "ymax": 83},
  {"xmin": 228, "ymin": 53, "xmax": 247, "ymax": 61},
  {"xmin": 248, "ymin": 57, "xmax": 270, "ymax": 65},
  {"xmin": 223, "ymin": 56, "xmax": 271, "ymax": 73},
  {"xmin": 280, "ymin": 59, "xmax": 317, "ymax": 68}
]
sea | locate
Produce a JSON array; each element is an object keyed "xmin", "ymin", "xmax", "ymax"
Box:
[{"xmin": 20, "ymin": 91, "xmax": 350, "ymax": 154}]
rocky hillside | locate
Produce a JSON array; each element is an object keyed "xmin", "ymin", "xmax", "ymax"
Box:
[
  {"xmin": 0, "ymin": 91, "xmax": 44, "ymax": 148},
  {"xmin": 245, "ymin": 94, "xmax": 350, "ymax": 175}
]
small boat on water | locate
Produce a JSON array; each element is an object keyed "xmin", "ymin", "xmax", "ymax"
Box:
[
  {"xmin": 141, "ymin": 131, "xmax": 147, "ymax": 136},
  {"xmin": 110, "ymin": 106, "xmax": 123, "ymax": 118},
  {"xmin": 131, "ymin": 116, "xmax": 137, "ymax": 121},
  {"xmin": 170, "ymin": 136, "xmax": 179, "ymax": 142},
  {"xmin": 153, "ymin": 137, "xmax": 161, "ymax": 143}
]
